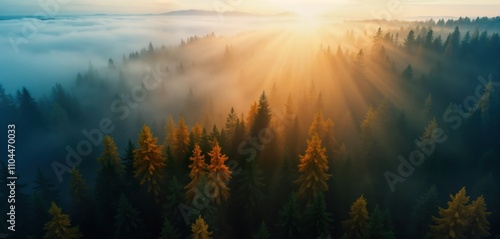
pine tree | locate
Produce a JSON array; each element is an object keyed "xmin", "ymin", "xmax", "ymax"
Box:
[
  {"xmin": 342, "ymin": 195, "xmax": 369, "ymax": 239},
  {"xmin": 174, "ymin": 116, "xmax": 190, "ymax": 161},
  {"xmin": 409, "ymin": 185, "xmax": 439, "ymax": 239},
  {"xmin": 122, "ymin": 140, "xmax": 140, "ymax": 197},
  {"xmin": 159, "ymin": 217, "xmax": 181, "ymax": 239},
  {"xmin": 308, "ymin": 111, "xmax": 335, "ymax": 154},
  {"xmin": 185, "ymin": 144, "xmax": 208, "ymax": 203},
  {"xmin": 295, "ymin": 133, "xmax": 331, "ymax": 203},
  {"xmin": 466, "ymin": 196, "xmax": 491, "ymax": 239},
  {"xmin": 114, "ymin": 194, "xmax": 146, "ymax": 239},
  {"xmin": 69, "ymin": 167, "xmax": 90, "ymax": 211},
  {"xmin": 165, "ymin": 176, "xmax": 184, "ymax": 227},
  {"xmin": 430, "ymin": 187, "xmax": 470, "ymax": 239},
  {"xmin": 225, "ymin": 107, "xmax": 239, "ymax": 139},
  {"xmin": 402, "ymin": 64, "xmax": 414, "ymax": 80},
  {"xmin": 44, "ymin": 202, "xmax": 82, "ymax": 239},
  {"xmin": 98, "ymin": 135, "xmax": 124, "ymax": 176},
  {"xmin": 476, "ymin": 81, "xmax": 493, "ymax": 121},
  {"xmin": 237, "ymin": 162, "xmax": 266, "ymax": 211},
  {"xmin": 304, "ymin": 193, "xmax": 334, "ymax": 239},
  {"xmin": 191, "ymin": 215, "xmax": 213, "ymax": 239},
  {"xmin": 207, "ymin": 143, "xmax": 232, "ymax": 204},
  {"xmin": 247, "ymin": 101, "xmax": 258, "ymax": 131},
  {"xmin": 34, "ymin": 167, "xmax": 60, "ymax": 206},
  {"xmin": 251, "ymin": 92, "xmax": 272, "ymax": 137},
  {"xmin": 253, "ymin": 221, "xmax": 271, "ymax": 239},
  {"xmin": 191, "ymin": 123, "xmax": 203, "ymax": 144},
  {"xmin": 95, "ymin": 136, "xmax": 123, "ymax": 236},
  {"xmin": 164, "ymin": 114, "xmax": 176, "ymax": 148},
  {"xmin": 134, "ymin": 125, "xmax": 166, "ymax": 197},
  {"xmin": 277, "ymin": 193, "xmax": 302, "ymax": 239},
  {"xmin": 365, "ymin": 205, "xmax": 395, "ymax": 239}
]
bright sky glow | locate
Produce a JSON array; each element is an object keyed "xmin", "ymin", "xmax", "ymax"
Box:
[{"xmin": 1, "ymin": 0, "xmax": 500, "ymax": 18}]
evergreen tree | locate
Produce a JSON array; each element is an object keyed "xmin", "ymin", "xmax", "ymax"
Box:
[
  {"xmin": 18, "ymin": 87, "xmax": 45, "ymax": 127},
  {"xmin": 250, "ymin": 92, "xmax": 271, "ymax": 136},
  {"xmin": 95, "ymin": 136, "xmax": 123, "ymax": 236},
  {"xmin": 408, "ymin": 186, "xmax": 438, "ymax": 239},
  {"xmin": 191, "ymin": 215, "xmax": 213, "ymax": 239},
  {"xmin": 165, "ymin": 176, "xmax": 184, "ymax": 228},
  {"xmin": 420, "ymin": 117, "xmax": 438, "ymax": 142},
  {"xmin": 405, "ymin": 30, "xmax": 416, "ymax": 50},
  {"xmin": 237, "ymin": 162, "xmax": 266, "ymax": 211},
  {"xmin": 98, "ymin": 135, "xmax": 124, "ymax": 176},
  {"xmin": 122, "ymin": 140, "xmax": 140, "ymax": 197},
  {"xmin": 430, "ymin": 187, "xmax": 470, "ymax": 239},
  {"xmin": 44, "ymin": 202, "xmax": 82, "ymax": 239},
  {"xmin": 304, "ymin": 193, "xmax": 333, "ymax": 239},
  {"xmin": 253, "ymin": 221, "xmax": 271, "ymax": 239},
  {"xmin": 402, "ymin": 64, "xmax": 414, "ymax": 80},
  {"xmin": 476, "ymin": 81, "xmax": 493, "ymax": 121},
  {"xmin": 174, "ymin": 116, "xmax": 190, "ymax": 162},
  {"xmin": 225, "ymin": 107, "xmax": 238, "ymax": 139},
  {"xmin": 277, "ymin": 193, "xmax": 302, "ymax": 239},
  {"xmin": 466, "ymin": 196, "xmax": 491, "ymax": 239},
  {"xmin": 185, "ymin": 144, "xmax": 208, "ymax": 204},
  {"xmin": 34, "ymin": 167, "xmax": 60, "ymax": 206},
  {"xmin": 134, "ymin": 125, "xmax": 166, "ymax": 197},
  {"xmin": 164, "ymin": 114, "xmax": 176, "ymax": 148},
  {"xmin": 69, "ymin": 167, "xmax": 90, "ymax": 212},
  {"xmin": 365, "ymin": 205, "xmax": 395, "ymax": 239},
  {"xmin": 159, "ymin": 217, "xmax": 181, "ymax": 239},
  {"xmin": 247, "ymin": 101, "xmax": 258, "ymax": 131},
  {"xmin": 295, "ymin": 133, "xmax": 331, "ymax": 203},
  {"xmin": 207, "ymin": 143, "xmax": 232, "ymax": 205},
  {"xmin": 114, "ymin": 194, "xmax": 146, "ymax": 239},
  {"xmin": 342, "ymin": 195, "xmax": 369, "ymax": 239}
]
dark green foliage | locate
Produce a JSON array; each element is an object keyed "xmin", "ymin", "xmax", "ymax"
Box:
[
  {"xmin": 304, "ymin": 194, "xmax": 333, "ymax": 239},
  {"xmin": 277, "ymin": 193, "xmax": 302, "ymax": 239},
  {"xmin": 114, "ymin": 194, "xmax": 146, "ymax": 239},
  {"xmin": 365, "ymin": 205, "xmax": 395, "ymax": 239},
  {"xmin": 253, "ymin": 221, "xmax": 271, "ymax": 239}
]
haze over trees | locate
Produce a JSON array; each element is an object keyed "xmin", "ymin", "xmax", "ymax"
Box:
[{"xmin": 1, "ymin": 16, "xmax": 500, "ymax": 239}]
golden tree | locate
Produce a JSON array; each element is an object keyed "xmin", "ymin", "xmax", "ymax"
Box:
[
  {"xmin": 342, "ymin": 195, "xmax": 369, "ymax": 239},
  {"xmin": 163, "ymin": 114, "xmax": 176, "ymax": 148},
  {"xmin": 295, "ymin": 133, "xmax": 331, "ymax": 203},
  {"xmin": 430, "ymin": 187, "xmax": 470, "ymax": 239},
  {"xmin": 44, "ymin": 202, "xmax": 82, "ymax": 239},
  {"xmin": 191, "ymin": 215, "xmax": 213, "ymax": 239},
  {"xmin": 98, "ymin": 135, "xmax": 123, "ymax": 176},
  {"xmin": 174, "ymin": 116, "xmax": 190, "ymax": 160},
  {"xmin": 207, "ymin": 143, "xmax": 232, "ymax": 205},
  {"xmin": 467, "ymin": 196, "xmax": 491, "ymax": 239},
  {"xmin": 134, "ymin": 125, "xmax": 166, "ymax": 196},
  {"xmin": 185, "ymin": 144, "xmax": 208, "ymax": 203}
]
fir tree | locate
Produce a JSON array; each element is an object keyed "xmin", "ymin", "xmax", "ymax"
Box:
[
  {"xmin": 342, "ymin": 195, "xmax": 369, "ymax": 239},
  {"xmin": 159, "ymin": 217, "xmax": 181, "ymax": 239},
  {"xmin": 69, "ymin": 167, "xmax": 90, "ymax": 212},
  {"xmin": 164, "ymin": 114, "xmax": 176, "ymax": 148},
  {"xmin": 207, "ymin": 143, "xmax": 232, "ymax": 204},
  {"xmin": 191, "ymin": 215, "xmax": 213, "ymax": 239},
  {"xmin": 134, "ymin": 125, "xmax": 166, "ymax": 197},
  {"xmin": 98, "ymin": 135, "xmax": 124, "ymax": 176},
  {"xmin": 295, "ymin": 133, "xmax": 331, "ymax": 203},
  {"xmin": 430, "ymin": 187, "xmax": 470, "ymax": 239},
  {"xmin": 365, "ymin": 205, "xmax": 395, "ymax": 239},
  {"xmin": 174, "ymin": 116, "xmax": 190, "ymax": 162},
  {"xmin": 277, "ymin": 193, "xmax": 302, "ymax": 239},
  {"xmin": 466, "ymin": 196, "xmax": 491, "ymax": 239},
  {"xmin": 253, "ymin": 221, "xmax": 271, "ymax": 239},
  {"xmin": 44, "ymin": 202, "xmax": 82, "ymax": 239},
  {"xmin": 251, "ymin": 92, "xmax": 272, "ymax": 137},
  {"xmin": 34, "ymin": 167, "xmax": 60, "ymax": 206},
  {"xmin": 185, "ymin": 144, "xmax": 208, "ymax": 203},
  {"xmin": 304, "ymin": 193, "xmax": 333, "ymax": 239},
  {"xmin": 114, "ymin": 194, "xmax": 146, "ymax": 239},
  {"xmin": 237, "ymin": 162, "xmax": 266, "ymax": 211}
]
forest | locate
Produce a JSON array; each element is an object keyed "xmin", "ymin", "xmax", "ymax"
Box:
[{"xmin": 1, "ymin": 16, "xmax": 500, "ymax": 239}]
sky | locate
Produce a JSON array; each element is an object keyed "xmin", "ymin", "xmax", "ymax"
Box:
[{"xmin": 1, "ymin": 0, "xmax": 500, "ymax": 18}]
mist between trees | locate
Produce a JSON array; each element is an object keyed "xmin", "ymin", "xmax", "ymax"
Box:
[{"xmin": 1, "ymin": 16, "xmax": 500, "ymax": 239}]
